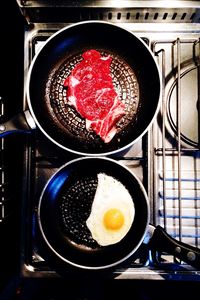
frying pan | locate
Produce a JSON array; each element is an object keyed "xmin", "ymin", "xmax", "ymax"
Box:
[
  {"xmin": 0, "ymin": 21, "xmax": 161, "ymax": 156},
  {"xmin": 38, "ymin": 157, "xmax": 200, "ymax": 273}
]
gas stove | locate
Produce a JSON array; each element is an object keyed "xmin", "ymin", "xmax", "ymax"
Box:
[{"xmin": 14, "ymin": 0, "xmax": 200, "ymax": 280}]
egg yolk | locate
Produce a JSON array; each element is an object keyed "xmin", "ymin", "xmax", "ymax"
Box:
[{"xmin": 103, "ymin": 208, "xmax": 124, "ymax": 230}]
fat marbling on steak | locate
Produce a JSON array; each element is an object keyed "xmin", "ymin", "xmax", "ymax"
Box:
[{"xmin": 63, "ymin": 49, "xmax": 125, "ymax": 143}]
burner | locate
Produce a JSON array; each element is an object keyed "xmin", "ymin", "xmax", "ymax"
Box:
[{"xmin": 167, "ymin": 65, "xmax": 199, "ymax": 148}]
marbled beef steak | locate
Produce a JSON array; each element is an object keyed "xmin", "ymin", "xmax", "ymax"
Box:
[{"xmin": 63, "ymin": 49, "xmax": 125, "ymax": 143}]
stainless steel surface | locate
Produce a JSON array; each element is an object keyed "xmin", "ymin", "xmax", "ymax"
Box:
[
  {"xmin": 152, "ymin": 38, "xmax": 200, "ymax": 248},
  {"xmin": 16, "ymin": 0, "xmax": 200, "ymax": 280},
  {"xmin": 16, "ymin": 0, "xmax": 200, "ymax": 25}
]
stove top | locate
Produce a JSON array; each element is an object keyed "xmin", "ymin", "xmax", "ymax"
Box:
[
  {"xmin": 4, "ymin": 0, "xmax": 196, "ymax": 282},
  {"xmin": 15, "ymin": 21, "xmax": 199, "ymax": 280}
]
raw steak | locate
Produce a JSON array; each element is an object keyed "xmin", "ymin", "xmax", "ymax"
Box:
[{"xmin": 63, "ymin": 49, "xmax": 125, "ymax": 143}]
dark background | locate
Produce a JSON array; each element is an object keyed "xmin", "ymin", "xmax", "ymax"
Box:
[
  {"xmin": 0, "ymin": 0, "xmax": 25, "ymax": 116},
  {"xmin": 0, "ymin": 1, "xmax": 200, "ymax": 299},
  {"xmin": 0, "ymin": 0, "xmax": 25, "ymax": 297}
]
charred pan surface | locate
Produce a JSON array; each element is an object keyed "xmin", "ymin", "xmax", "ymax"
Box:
[
  {"xmin": 46, "ymin": 50, "xmax": 140, "ymax": 144},
  {"xmin": 60, "ymin": 175, "xmax": 99, "ymax": 249}
]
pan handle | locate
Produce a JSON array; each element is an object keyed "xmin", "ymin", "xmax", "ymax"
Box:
[
  {"xmin": 150, "ymin": 225, "xmax": 200, "ymax": 269},
  {"xmin": 0, "ymin": 110, "xmax": 36, "ymax": 137}
]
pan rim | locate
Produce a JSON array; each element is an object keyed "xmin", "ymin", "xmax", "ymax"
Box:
[
  {"xmin": 26, "ymin": 20, "xmax": 162, "ymax": 157},
  {"xmin": 37, "ymin": 156, "xmax": 150, "ymax": 270}
]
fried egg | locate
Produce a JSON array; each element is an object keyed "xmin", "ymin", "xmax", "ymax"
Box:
[{"xmin": 86, "ymin": 173, "xmax": 135, "ymax": 246}]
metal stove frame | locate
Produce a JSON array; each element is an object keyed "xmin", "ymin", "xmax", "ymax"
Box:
[{"xmin": 14, "ymin": 0, "xmax": 200, "ymax": 280}]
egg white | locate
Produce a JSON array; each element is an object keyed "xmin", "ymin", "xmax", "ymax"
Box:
[{"xmin": 86, "ymin": 173, "xmax": 135, "ymax": 246}]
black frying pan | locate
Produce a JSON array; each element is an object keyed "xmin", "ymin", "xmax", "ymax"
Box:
[
  {"xmin": 0, "ymin": 21, "xmax": 161, "ymax": 156},
  {"xmin": 38, "ymin": 157, "xmax": 200, "ymax": 272}
]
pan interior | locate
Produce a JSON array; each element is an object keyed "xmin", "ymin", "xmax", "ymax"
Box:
[
  {"xmin": 60, "ymin": 175, "xmax": 99, "ymax": 249},
  {"xmin": 45, "ymin": 50, "xmax": 140, "ymax": 144}
]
